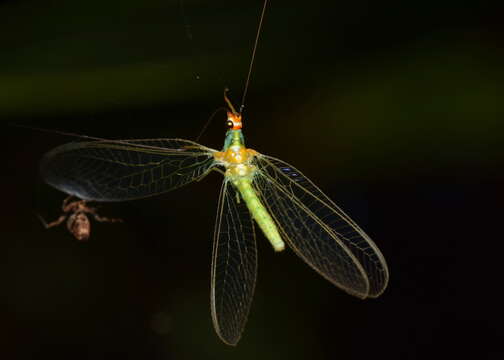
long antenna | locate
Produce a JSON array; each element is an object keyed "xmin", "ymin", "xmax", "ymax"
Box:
[
  {"xmin": 9, "ymin": 123, "xmax": 203, "ymax": 153},
  {"xmin": 239, "ymin": 0, "xmax": 269, "ymax": 114},
  {"xmin": 194, "ymin": 106, "xmax": 228, "ymax": 142}
]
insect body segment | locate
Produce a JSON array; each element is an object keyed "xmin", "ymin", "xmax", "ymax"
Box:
[
  {"xmin": 234, "ymin": 177, "xmax": 284, "ymax": 252},
  {"xmin": 214, "ymin": 128, "xmax": 285, "ymax": 252},
  {"xmin": 226, "ymin": 111, "xmax": 242, "ymax": 130}
]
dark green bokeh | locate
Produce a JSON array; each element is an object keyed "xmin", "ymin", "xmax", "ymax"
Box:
[{"xmin": 2, "ymin": 1, "xmax": 502, "ymax": 359}]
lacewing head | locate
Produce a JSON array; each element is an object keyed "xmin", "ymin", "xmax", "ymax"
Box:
[{"xmin": 226, "ymin": 112, "xmax": 242, "ymax": 130}]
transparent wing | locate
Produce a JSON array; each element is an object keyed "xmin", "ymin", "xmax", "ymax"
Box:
[
  {"xmin": 211, "ymin": 179, "xmax": 257, "ymax": 346},
  {"xmin": 40, "ymin": 139, "xmax": 217, "ymax": 201},
  {"xmin": 253, "ymin": 154, "xmax": 389, "ymax": 298}
]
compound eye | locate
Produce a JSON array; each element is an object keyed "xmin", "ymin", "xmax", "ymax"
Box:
[{"xmin": 226, "ymin": 119, "xmax": 234, "ymax": 128}]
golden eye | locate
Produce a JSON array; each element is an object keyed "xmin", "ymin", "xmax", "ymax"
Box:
[{"xmin": 226, "ymin": 120, "xmax": 234, "ymax": 128}]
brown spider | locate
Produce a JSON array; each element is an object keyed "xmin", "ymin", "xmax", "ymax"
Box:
[{"xmin": 38, "ymin": 196, "xmax": 122, "ymax": 241}]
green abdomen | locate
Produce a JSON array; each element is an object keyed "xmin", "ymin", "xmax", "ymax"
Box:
[{"xmin": 233, "ymin": 178, "xmax": 285, "ymax": 252}]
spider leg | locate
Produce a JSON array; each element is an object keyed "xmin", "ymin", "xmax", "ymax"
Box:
[
  {"xmin": 62, "ymin": 195, "xmax": 75, "ymax": 209},
  {"xmin": 93, "ymin": 214, "xmax": 123, "ymax": 223},
  {"xmin": 38, "ymin": 214, "xmax": 67, "ymax": 229}
]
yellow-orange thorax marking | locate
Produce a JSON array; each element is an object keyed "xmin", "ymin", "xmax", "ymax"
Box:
[
  {"xmin": 214, "ymin": 146, "xmax": 256, "ymax": 165},
  {"xmin": 214, "ymin": 147, "xmax": 258, "ymax": 177}
]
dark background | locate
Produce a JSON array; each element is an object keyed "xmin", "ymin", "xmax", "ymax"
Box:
[{"xmin": 1, "ymin": 0, "xmax": 502, "ymax": 359}]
